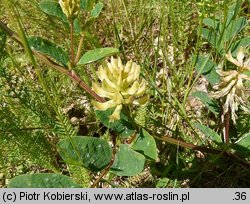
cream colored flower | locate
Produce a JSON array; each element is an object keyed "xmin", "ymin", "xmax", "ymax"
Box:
[
  {"xmin": 210, "ymin": 70, "xmax": 249, "ymax": 123},
  {"xmin": 59, "ymin": 0, "xmax": 80, "ymax": 21},
  {"xmin": 210, "ymin": 47, "xmax": 250, "ymax": 123},
  {"xmin": 91, "ymin": 57, "xmax": 149, "ymax": 122},
  {"xmin": 226, "ymin": 47, "xmax": 250, "ymax": 71}
]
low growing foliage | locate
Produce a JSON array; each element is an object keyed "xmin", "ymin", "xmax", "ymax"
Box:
[{"xmin": 0, "ymin": 0, "xmax": 249, "ymax": 187}]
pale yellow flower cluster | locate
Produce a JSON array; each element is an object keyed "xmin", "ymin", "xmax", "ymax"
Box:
[
  {"xmin": 210, "ymin": 47, "xmax": 250, "ymax": 123},
  {"xmin": 226, "ymin": 48, "xmax": 250, "ymax": 71},
  {"xmin": 59, "ymin": 0, "xmax": 80, "ymax": 21},
  {"xmin": 91, "ymin": 57, "xmax": 149, "ymax": 122}
]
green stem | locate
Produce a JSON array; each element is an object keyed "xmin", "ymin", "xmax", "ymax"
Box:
[
  {"xmin": 10, "ymin": 4, "xmax": 82, "ymax": 166},
  {"xmin": 75, "ymin": 33, "xmax": 84, "ymax": 64},
  {"xmin": 70, "ymin": 21, "xmax": 75, "ymax": 67}
]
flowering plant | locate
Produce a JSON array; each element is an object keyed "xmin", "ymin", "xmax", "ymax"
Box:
[{"xmin": 210, "ymin": 47, "xmax": 250, "ymax": 124}]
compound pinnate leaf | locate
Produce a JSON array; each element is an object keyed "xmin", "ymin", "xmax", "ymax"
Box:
[
  {"xmin": 58, "ymin": 137, "xmax": 112, "ymax": 171},
  {"xmin": 78, "ymin": 48, "xmax": 119, "ymax": 65},
  {"xmin": 95, "ymin": 108, "xmax": 135, "ymax": 138},
  {"xmin": 132, "ymin": 129, "xmax": 158, "ymax": 161},
  {"xmin": 110, "ymin": 144, "xmax": 145, "ymax": 176},
  {"xmin": 8, "ymin": 173, "xmax": 81, "ymax": 188},
  {"xmin": 28, "ymin": 36, "xmax": 69, "ymax": 67}
]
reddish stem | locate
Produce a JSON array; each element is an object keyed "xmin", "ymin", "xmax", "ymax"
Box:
[{"xmin": 225, "ymin": 111, "xmax": 230, "ymax": 143}]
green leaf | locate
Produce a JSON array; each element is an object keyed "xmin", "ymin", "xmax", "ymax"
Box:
[
  {"xmin": 78, "ymin": 48, "xmax": 119, "ymax": 65},
  {"xmin": 81, "ymin": 0, "xmax": 94, "ymax": 11},
  {"xmin": 28, "ymin": 36, "xmax": 69, "ymax": 67},
  {"xmin": 95, "ymin": 108, "xmax": 135, "ymax": 138},
  {"xmin": 230, "ymin": 37, "xmax": 250, "ymax": 55},
  {"xmin": 194, "ymin": 123, "xmax": 222, "ymax": 144},
  {"xmin": 194, "ymin": 55, "xmax": 220, "ymax": 85},
  {"xmin": 111, "ymin": 144, "xmax": 145, "ymax": 176},
  {"xmin": 91, "ymin": 2, "xmax": 104, "ymax": 17},
  {"xmin": 8, "ymin": 173, "xmax": 81, "ymax": 188},
  {"xmin": 58, "ymin": 136, "xmax": 112, "ymax": 171},
  {"xmin": 201, "ymin": 28, "xmax": 217, "ymax": 48},
  {"xmin": 226, "ymin": 0, "xmax": 243, "ymax": 26},
  {"xmin": 132, "ymin": 129, "xmax": 158, "ymax": 160},
  {"xmin": 203, "ymin": 18, "xmax": 219, "ymax": 30},
  {"xmin": 233, "ymin": 133, "xmax": 250, "ymax": 158},
  {"xmin": 225, "ymin": 17, "xmax": 247, "ymax": 41},
  {"xmin": 39, "ymin": 1, "xmax": 68, "ymax": 23},
  {"xmin": 192, "ymin": 91, "xmax": 220, "ymax": 116},
  {"xmin": 39, "ymin": 1, "xmax": 81, "ymax": 33}
]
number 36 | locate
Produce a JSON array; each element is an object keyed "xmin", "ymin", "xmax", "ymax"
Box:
[{"xmin": 234, "ymin": 192, "xmax": 246, "ymax": 200}]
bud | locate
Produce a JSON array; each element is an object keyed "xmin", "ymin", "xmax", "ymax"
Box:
[{"xmin": 59, "ymin": 0, "xmax": 80, "ymax": 21}]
